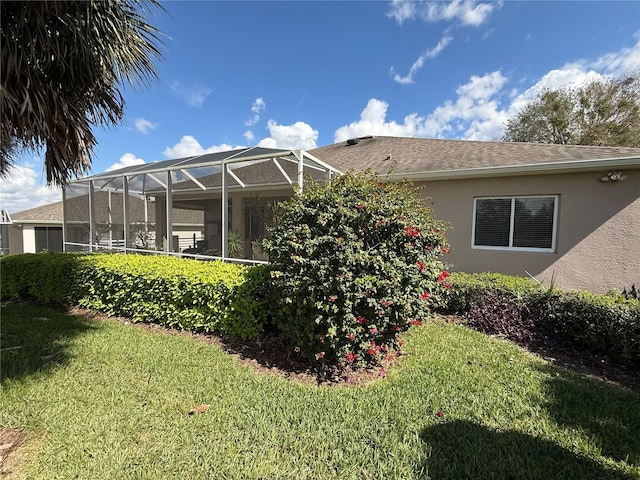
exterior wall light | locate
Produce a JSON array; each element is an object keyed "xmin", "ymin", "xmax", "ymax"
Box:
[{"xmin": 600, "ymin": 170, "xmax": 627, "ymax": 182}]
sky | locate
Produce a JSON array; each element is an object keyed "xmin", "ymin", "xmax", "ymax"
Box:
[{"xmin": 1, "ymin": 0, "xmax": 639, "ymax": 214}]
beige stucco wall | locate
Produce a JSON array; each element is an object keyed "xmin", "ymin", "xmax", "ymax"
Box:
[{"xmin": 420, "ymin": 168, "xmax": 639, "ymax": 293}]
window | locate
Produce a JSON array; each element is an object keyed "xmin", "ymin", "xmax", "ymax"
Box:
[
  {"xmin": 472, "ymin": 196, "xmax": 557, "ymax": 252},
  {"xmin": 35, "ymin": 227, "xmax": 63, "ymax": 252}
]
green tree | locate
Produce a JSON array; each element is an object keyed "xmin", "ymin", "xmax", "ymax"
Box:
[
  {"xmin": 502, "ymin": 74, "xmax": 640, "ymax": 147},
  {"xmin": 1, "ymin": 0, "xmax": 164, "ymax": 185}
]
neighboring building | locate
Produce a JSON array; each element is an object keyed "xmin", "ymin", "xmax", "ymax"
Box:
[
  {"xmin": 62, "ymin": 137, "xmax": 640, "ymax": 293},
  {"xmin": 0, "ymin": 209, "xmax": 12, "ymax": 256},
  {"xmin": 8, "ymin": 193, "xmax": 205, "ymax": 254}
]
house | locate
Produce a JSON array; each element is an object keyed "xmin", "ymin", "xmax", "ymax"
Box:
[
  {"xmin": 62, "ymin": 137, "xmax": 640, "ymax": 293},
  {"xmin": 311, "ymin": 137, "xmax": 640, "ymax": 294}
]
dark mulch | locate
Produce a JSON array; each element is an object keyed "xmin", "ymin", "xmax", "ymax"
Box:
[{"xmin": 524, "ymin": 333, "xmax": 640, "ymax": 392}]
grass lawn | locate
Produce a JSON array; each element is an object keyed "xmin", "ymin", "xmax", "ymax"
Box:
[{"xmin": 1, "ymin": 302, "xmax": 639, "ymax": 479}]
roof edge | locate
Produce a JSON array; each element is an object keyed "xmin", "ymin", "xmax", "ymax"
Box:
[{"xmin": 387, "ymin": 156, "xmax": 640, "ymax": 181}]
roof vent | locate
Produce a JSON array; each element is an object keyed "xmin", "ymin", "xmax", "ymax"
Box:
[{"xmin": 346, "ymin": 138, "xmax": 360, "ymax": 146}]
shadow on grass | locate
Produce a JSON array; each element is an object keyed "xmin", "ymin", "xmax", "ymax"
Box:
[
  {"xmin": 419, "ymin": 419, "xmax": 634, "ymax": 480},
  {"xmin": 0, "ymin": 302, "xmax": 97, "ymax": 382},
  {"xmin": 539, "ymin": 364, "xmax": 640, "ymax": 466}
]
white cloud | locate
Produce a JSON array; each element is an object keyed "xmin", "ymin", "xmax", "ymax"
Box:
[
  {"xmin": 427, "ymin": 71, "xmax": 509, "ymax": 139},
  {"xmin": 587, "ymin": 33, "xmax": 640, "ymax": 74},
  {"xmin": 106, "ymin": 153, "xmax": 146, "ymax": 172},
  {"xmin": 424, "ymin": 0, "xmax": 498, "ymax": 26},
  {"xmin": 257, "ymin": 120, "xmax": 319, "ymax": 150},
  {"xmin": 392, "ymin": 34, "xmax": 453, "ymax": 84},
  {"xmin": 244, "ymin": 130, "xmax": 255, "ymax": 142},
  {"xmin": 169, "ymin": 81, "xmax": 213, "ymax": 108},
  {"xmin": 251, "ymin": 97, "xmax": 266, "ymax": 113},
  {"xmin": 163, "ymin": 135, "xmax": 246, "ymax": 158},
  {"xmin": 134, "ymin": 117, "xmax": 157, "ymax": 134},
  {"xmin": 335, "ymin": 72, "xmax": 509, "ymax": 142},
  {"xmin": 338, "ymin": 35, "xmax": 639, "ymax": 143},
  {"xmin": 245, "ymin": 97, "xmax": 266, "ymax": 126},
  {"xmin": 388, "ymin": 0, "xmax": 498, "ymax": 27},
  {"xmin": 334, "ymin": 99, "xmax": 426, "ymax": 141},
  {"xmin": 386, "ymin": 0, "xmax": 417, "ymax": 24},
  {"xmin": 0, "ymin": 164, "xmax": 62, "ymax": 214}
]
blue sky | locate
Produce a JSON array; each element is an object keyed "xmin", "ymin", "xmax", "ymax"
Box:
[{"xmin": 2, "ymin": 0, "xmax": 639, "ymax": 214}]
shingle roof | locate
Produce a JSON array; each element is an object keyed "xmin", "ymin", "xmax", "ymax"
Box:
[
  {"xmin": 309, "ymin": 136, "xmax": 640, "ymax": 178},
  {"xmin": 10, "ymin": 201, "xmax": 63, "ymax": 222}
]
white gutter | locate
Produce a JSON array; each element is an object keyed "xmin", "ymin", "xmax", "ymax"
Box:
[{"xmin": 386, "ymin": 156, "xmax": 640, "ymax": 181}]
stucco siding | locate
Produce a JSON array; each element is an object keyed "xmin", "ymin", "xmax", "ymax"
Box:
[{"xmin": 419, "ymin": 168, "xmax": 639, "ymax": 293}]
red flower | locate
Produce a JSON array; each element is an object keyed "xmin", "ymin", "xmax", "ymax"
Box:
[
  {"xmin": 392, "ymin": 325, "xmax": 402, "ymax": 332},
  {"xmin": 357, "ymin": 316, "xmax": 366, "ymax": 325},
  {"xmin": 441, "ymin": 247, "xmax": 450, "ymax": 254},
  {"xmin": 404, "ymin": 226, "xmax": 420, "ymax": 238},
  {"xmin": 437, "ymin": 410, "xmax": 444, "ymax": 418},
  {"xmin": 421, "ymin": 292, "xmax": 429, "ymax": 301},
  {"xmin": 329, "ymin": 295, "xmax": 337, "ymax": 302},
  {"xmin": 316, "ymin": 351, "xmax": 325, "ymax": 359},
  {"xmin": 369, "ymin": 325, "xmax": 379, "ymax": 334},
  {"xmin": 437, "ymin": 271, "xmax": 450, "ymax": 283},
  {"xmin": 444, "ymin": 282, "xmax": 451, "ymax": 290},
  {"xmin": 357, "ymin": 204, "xmax": 364, "ymax": 211},
  {"xmin": 381, "ymin": 299, "xmax": 392, "ymax": 307},
  {"xmin": 345, "ymin": 352, "xmax": 356, "ymax": 363},
  {"xmin": 417, "ymin": 260, "xmax": 425, "ymax": 271},
  {"xmin": 367, "ymin": 348, "xmax": 377, "ymax": 356},
  {"xmin": 347, "ymin": 333, "xmax": 356, "ymax": 341},
  {"xmin": 409, "ymin": 319, "xmax": 423, "ymax": 326}
]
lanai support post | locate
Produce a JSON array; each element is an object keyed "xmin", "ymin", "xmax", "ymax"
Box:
[
  {"xmin": 221, "ymin": 162, "xmax": 228, "ymax": 260},
  {"xmin": 62, "ymin": 187, "xmax": 67, "ymax": 252},
  {"xmin": 296, "ymin": 150, "xmax": 304, "ymax": 192},
  {"xmin": 88, "ymin": 180, "xmax": 95, "ymax": 252},
  {"xmin": 123, "ymin": 176, "xmax": 130, "ymax": 253},
  {"xmin": 166, "ymin": 172, "xmax": 173, "ymax": 252}
]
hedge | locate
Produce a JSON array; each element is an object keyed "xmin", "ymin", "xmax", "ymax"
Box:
[
  {"xmin": 441, "ymin": 272, "xmax": 640, "ymax": 367},
  {"xmin": 0, "ymin": 252, "xmax": 269, "ymax": 338},
  {"xmin": 3, "ymin": 253, "xmax": 638, "ymax": 367}
]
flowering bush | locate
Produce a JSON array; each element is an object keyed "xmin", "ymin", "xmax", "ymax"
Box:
[{"xmin": 263, "ymin": 171, "xmax": 449, "ymax": 367}]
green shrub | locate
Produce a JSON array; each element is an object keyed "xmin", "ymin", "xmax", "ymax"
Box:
[
  {"xmin": 1, "ymin": 252, "xmax": 268, "ymax": 338},
  {"xmin": 444, "ymin": 272, "xmax": 543, "ymax": 313},
  {"xmin": 263, "ymin": 171, "xmax": 450, "ymax": 367},
  {"xmin": 532, "ymin": 290, "xmax": 640, "ymax": 365},
  {"xmin": 441, "ymin": 272, "xmax": 640, "ymax": 367},
  {"xmin": 0, "ymin": 252, "xmax": 83, "ymax": 304}
]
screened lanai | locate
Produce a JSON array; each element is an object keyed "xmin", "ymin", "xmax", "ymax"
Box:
[{"xmin": 63, "ymin": 147, "xmax": 341, "ymax": 263}]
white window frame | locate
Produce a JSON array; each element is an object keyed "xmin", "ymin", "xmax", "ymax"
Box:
[{"xmin": 472, "ymin": 195, "xmax": 558, "ymax": 253}]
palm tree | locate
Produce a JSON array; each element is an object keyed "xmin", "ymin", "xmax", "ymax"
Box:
[{"xmin": 1, "ymin": 0, "xmax": 164, "ymax": 185}]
